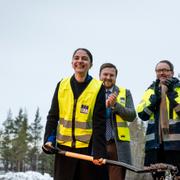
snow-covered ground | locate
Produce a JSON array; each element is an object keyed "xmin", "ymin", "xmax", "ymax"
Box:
[{"xmin": 0, "ymin": 171, "xmax": 53, "ymax": 180}]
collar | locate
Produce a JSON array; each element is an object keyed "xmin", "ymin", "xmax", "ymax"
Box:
[{"xmin": 106, "ymin": 87, "xmax": 114, "ymax": 93}]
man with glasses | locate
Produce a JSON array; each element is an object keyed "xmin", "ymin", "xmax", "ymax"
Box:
[{"xmin": 137, "ymin": 60, "xmax": 180, "ymax": 179}]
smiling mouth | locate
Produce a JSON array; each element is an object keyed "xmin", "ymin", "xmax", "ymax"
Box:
[
  {"xmin": 76, "ymin": 65, "xmax": 85, "ymax": 69},
  {"xmin": 104, "ymin": 80, "xmax": 112, "ymax": 83}
]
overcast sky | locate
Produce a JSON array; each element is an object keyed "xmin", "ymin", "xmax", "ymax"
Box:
[{"xmin": 0, "ymin": 0, "xmax": 180, "ymax": 128}]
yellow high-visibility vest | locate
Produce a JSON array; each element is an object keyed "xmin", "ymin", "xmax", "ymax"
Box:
[
  {"xmin": 137, "ymin": 88, "xmax": 155, "ymax": 121},
  {"xmin": 115, "ymin": 87, "xmax": 131, "ymax": 142},
  {"xmin": 137, "ymin": 87, "xmax": 180, "ymax": 143},
  {"xmin": 136, "ymin": 88, "xmax": 179, "ymax": 121},
  {"xmin": 56, "ymin": 77, "xmax": 102, "ymax": 148}
]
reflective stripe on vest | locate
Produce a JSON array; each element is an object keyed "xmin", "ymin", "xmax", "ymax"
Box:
[
  {"xmin": 140, "ymin": 119, "xmax": 180, "ymax": 126},
  {"xmin": 56, "ymin": 77, "xmax": 102, "ymax": 148},
  {"xmin": 115, "ymin": 87, "xmax": 131, "ymax": 142},
  {"xmin": 137, "ymin": 89, "xmax": 152, "ymax": 110},
  {"xmin": 146, "ymin": 118, "xmax": 180, "ymax": 143},
  {"xmin": 146, "ymin": 133, "xmax": 180, "ymax": 142},
  {"xmin": 146, "ymin": 133, "xmax": 155, "ymax": 141},
  {"xmin": 60, "ymin": 118, "xmax": 92, "ymax": 129}
]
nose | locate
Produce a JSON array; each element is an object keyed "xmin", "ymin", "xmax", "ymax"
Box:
[
  {"xmin": 76, "ymin": 58, "xmax": 82, "ymax": 61},
  {"xmin": 78, "ymin": 57, "xmax": 85, "ymax": 62},
  {"xmin": 159, "ymin": 71, "xmax": 166, "ymax": 75},
  {"xmin": 105, "ymin": 75, "xmax": 111, "ymax": 80}
]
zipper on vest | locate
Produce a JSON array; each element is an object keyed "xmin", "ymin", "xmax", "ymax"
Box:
[{"xmin": 72, "ymin": 99, "xmax": 77, "ymax": 148}]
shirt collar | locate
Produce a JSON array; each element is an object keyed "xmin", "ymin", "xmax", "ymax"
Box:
[{"xmin": 106, "ymin": 87, "xmax": 114, "ymax": 93}]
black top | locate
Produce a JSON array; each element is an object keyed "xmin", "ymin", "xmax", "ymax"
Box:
[{"xmin": 43, "ymin": 74, "xmax": 107, "ymax": 158}]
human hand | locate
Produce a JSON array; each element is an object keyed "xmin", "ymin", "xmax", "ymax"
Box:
[
  {"xmin": 161, "ymin": 84, "xmax": 168, "ymax": 95},
  {"xmin": 162, "ymin": 77, "xmax": 177, "ymax": 91},
  {"xmin": 106, "ymin": 93, "xmax": 117, "ymax": 108},
  {"xmin": 42, "ymin": 142, "xmax": 57, "ymax": 154},
  {"xmin": 92, "ymin": 158, "xmax": 104, "ymax": 166}
]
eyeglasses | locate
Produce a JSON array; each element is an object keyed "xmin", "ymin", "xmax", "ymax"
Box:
[{"xmin": 155, "ymin": 69, "xmax": 172, "ymax": 73}]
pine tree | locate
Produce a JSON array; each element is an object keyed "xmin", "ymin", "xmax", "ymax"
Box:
[
  {"xmin": 0, "ymin": 108, "xmax": 55, "ymax": 175},
  {"xmin": 28, "ymin": 107, "xmax": 43, "ymax": 171},
  {"xmin": 11, "ymin": 109, "xmax": 29, "ymax": 171},
  {"xmin": 0, "ymin": 109, "xmax": 14, "ymax": 172}
]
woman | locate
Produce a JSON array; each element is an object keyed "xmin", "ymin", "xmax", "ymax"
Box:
[{"xmin": 42, "ymin": 48, "xmax": 108, "ymax": 180}]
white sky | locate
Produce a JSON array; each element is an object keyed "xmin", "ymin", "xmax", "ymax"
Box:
[{"xmin": 0, "ymin": 0, "xmax": 180, "ymax": 128}]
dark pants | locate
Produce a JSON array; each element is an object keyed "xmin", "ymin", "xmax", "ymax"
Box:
[
  {"xmin": 107, "ymin": 141, "xmax": 126, "ymax": 180},
  {"xmin": 54, "ymin": 146, "xmax": 108, "ymax": 180}
]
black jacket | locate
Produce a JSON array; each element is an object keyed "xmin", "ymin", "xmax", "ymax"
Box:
[{"xmin": 43, "ymin": 74, "xmax": 107, "ymax": 158}]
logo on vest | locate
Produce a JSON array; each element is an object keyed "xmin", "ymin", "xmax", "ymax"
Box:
[
  {"xmin": 80, "ymin": 105, "xmax": 89, "ymax": 114},
  {"xmin": 120, "ymin": 97, "xmax": 125, "ymax": 104}
]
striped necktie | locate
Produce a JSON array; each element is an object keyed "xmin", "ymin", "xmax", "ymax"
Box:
[{"xmin": 106, "ymin": 90, "xmax": 113, "ymax": 141}]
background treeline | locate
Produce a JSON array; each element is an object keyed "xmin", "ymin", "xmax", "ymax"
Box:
[
  {"xmin": 0, "ymin": 108, "xmax": 151, "ymax": 179},
  {"xmin": 0, "ymin": 108, "xmax": 54, "ymax": 176}
]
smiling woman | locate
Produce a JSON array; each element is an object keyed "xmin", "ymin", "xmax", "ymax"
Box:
[
  {"xmin": 71, "ymin": 48, "xmax": 93, "ymax": 82},
  {"xmin": 42, "ymin": 48, "xmax": 108, "ymax": 180}
]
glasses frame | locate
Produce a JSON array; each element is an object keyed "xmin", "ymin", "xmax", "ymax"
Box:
[{"xmin": 155, "ymin": 69, "xmax": 172, "ymax": 73}]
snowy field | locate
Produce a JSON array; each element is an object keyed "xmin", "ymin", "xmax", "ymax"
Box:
[{"xmin": 0, "ymin": 171, "xmax": 53, "ymax": 180}]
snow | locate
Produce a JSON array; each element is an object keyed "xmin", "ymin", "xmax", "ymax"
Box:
[{"xmin": 0, "ymin": 171, "xmax": 53, "ymax": 180}]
